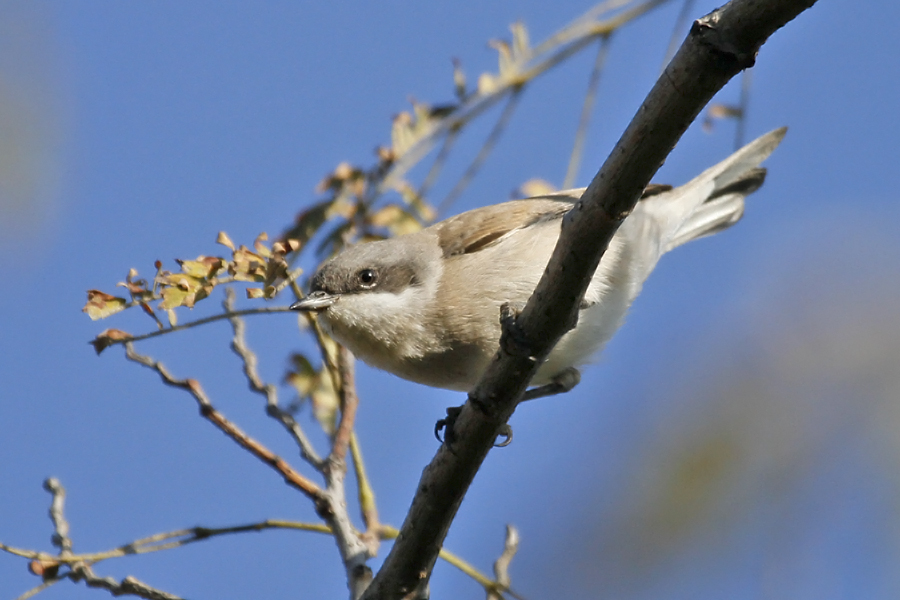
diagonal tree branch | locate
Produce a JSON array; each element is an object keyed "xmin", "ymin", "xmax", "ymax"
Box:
[{"xmin": 362, "ymin": 0, "xmax": 819, "ymax": 597}]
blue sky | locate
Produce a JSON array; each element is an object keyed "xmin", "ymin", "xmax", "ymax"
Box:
[{"xmin": 2, "ymin": 1, "xmax": 900, "ymax": 599}]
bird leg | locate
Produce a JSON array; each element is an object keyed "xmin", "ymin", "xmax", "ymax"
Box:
[{"xmin": 521, "ymin": 367, "xmax": 581, "ymax": 402}]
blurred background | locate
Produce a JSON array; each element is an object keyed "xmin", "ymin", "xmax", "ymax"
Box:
[{"xmin": 1, "ymin": 1, "xmax": 899, "ymax": 599}]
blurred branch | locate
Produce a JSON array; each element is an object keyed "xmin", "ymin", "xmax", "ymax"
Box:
[
  {"xmin": 382, "ymin": 0, "xmax": 671, "ymax": 192},
  {"xmin": 438, "ymin": 88, "xmax": 523, "ymax": 213},
  {"xmin": 661, "ymin": 0, "xmax": 697, "ymax": 68},
  {"xmin": 735, "ymin": 68, "xmax": 752, "ymax": 149},
  {"xmin": 350, "ymin": 433, "xmax": 381, "ymax": 547},
  {"xmin": 416, "ymin": 127, "xmax": 460, "ymax": 202},
  {"xmin": 563, "ymin": 33, "xmax": 613, "ymax": 189},
  {"xmin": 363, "ymin": 0, "xmax": 818, "ymax": 597}
]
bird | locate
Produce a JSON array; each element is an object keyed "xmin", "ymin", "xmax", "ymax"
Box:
[{"xmin": 291, "ymin": 128, "xmax": 786, "ymax": 393}]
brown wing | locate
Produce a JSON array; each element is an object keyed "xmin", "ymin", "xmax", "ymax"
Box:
[
  {"xmin": 433, "ymin": 198, "xmax": 571, "ymax": 258},
  {"xmin": 432, "ymin": 181, "xmax": 676, "ymax": 258}
]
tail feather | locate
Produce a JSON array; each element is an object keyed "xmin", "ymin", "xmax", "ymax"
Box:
[{"xmin": 641, "ymin": 128, "xmax": 786, "ymax": 252}]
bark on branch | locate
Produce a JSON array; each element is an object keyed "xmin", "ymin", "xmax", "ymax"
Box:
[{"xmin": 362, "ymin": 0, "xmax": 819, "ymax": 598}]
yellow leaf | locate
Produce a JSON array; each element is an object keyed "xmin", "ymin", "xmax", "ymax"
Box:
[
  {"xmin": 246, "ymin": 288, "xmax": 265, "ymax": 299},
  {"xmin": 311, "ymin": 367, "xmax": 339, "ymax": 434},
  {"xmin": 510, "ymin": 21, "xmax": 530, "ymax": 61},
  {"xmin": 229, "ymin": 247, "xmax": 267, "ymax": 282},
  {"xmin": 253, "ymin": 233, "xmax": 271, "ymax": 258},
  {"xmin": 516, "ymin": 178, "xmax": 558, "ymax": 198},
  {"xmin": 177, "ymin": 256, "xmax": 224, "ymax": 279},
  {"xmin": 369, "ymin": 204, "xmax": 422, "ymax": 236},
  {"xmin": 477, "ymin": 73, "xmax": 498, "ymax": 95},
  {"xmin": 159, "ymin": 286, "xmax": 193, "ymax": 310},
  {"xmin": 83, "ymin": 290, "xmax": 128, "ymax": 320},
  {"xmin": 216, "ymin": 231, "xmax": 235, "ymax": 251}
]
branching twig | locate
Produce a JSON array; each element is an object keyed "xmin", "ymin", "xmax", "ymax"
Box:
[
  {"xmin": 122, "ymin": 343, "xmax": 326, "ymax": 503},
  {"xmin": 382, "ymin": 0, "xmax": 673, "ymax": 195},
  {"xmin": 70, "ymin": 565, "xmax": 184, "ymax": 600},
  {"xmin": 224, "ymin": 289, "xmax": 325, "ymax": 468},
  {"xmin": 43, "ymin": 478, "xmax": 72, "ymax": 558},
  {"xmin": 3, "ymin": 519, "xmax": 331, "ymax": 565},
  {"xmin": 488, "ymin": 525, "xmax": 520, "ymax": 600},
  {"xmin": 95, "ymin": 305, "xmax": 293, "ymax": 349}
]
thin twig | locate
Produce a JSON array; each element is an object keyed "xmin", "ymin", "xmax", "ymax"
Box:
[
  {"xmin": 290, "ymin": 279, "xmax": 342, "ymax": 384},
  {"xmin": 330, "ymin": 347, "xmax": 358, "ymax": 463},
  {"xmin": 3, "ymin": 520, "xmax": 332, "ymax": 564},
  {"xmin": 70, "ymin": 564, "xmax": 183, "ymax": 600},
  {"xmin": 488, "ymin": 525, "xmax": 521, "ymax": 600},
  {"xmin": 349, "ymin": 433, "xmax": 380, "ymax": 546},
  {"xmin": 381, "ymin": 0, "xmax": 671, "ymax": 196},
  {"xmin": 563, "ymin": 33, "xmax": 612, "ymax": 189},
  {"xmin": 123, "ymin": 343, "xmax": 326, "ymax": 502},
  {"xmin": 43, "ymin": 478, "xmax": 72, "ymax": 557},
  {"xmin": 223, "ymin": 289, "xmax": 325, "ymax": 468},
  {"xmin": 321, "ymin": 346, "xmax": 376, "ymax": 598},
  {"xmin": 438, "ymin": 88, "xmax": 523, "ymax": 213},
  {"xmin": 14, "ymin": 579, "xmax": 61, "ymax": 600},
  {"xmin": 416, "ymin": 127, "xmax": 460, "ymax": 202},
  {"xmin": 735, "ymin": 68, "xmax": 752, "ymax": 150},
  {"xmin": 94, "ymin": 305, "xmax": 293, "ymax": 348}
]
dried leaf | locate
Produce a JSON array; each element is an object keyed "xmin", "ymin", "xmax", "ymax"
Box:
[
  {"xmin": 452, "ymin": 57, "xmax": 467, "ymax": 100},
  {"xmin": 89, "ymin": 328, "xmax": 132, "ymax": 355},
  {"xmin": 229, "ymin": 246, "xmax": 267, "ymax": 282},
  {"xmin": 396, "ymin": 181, "xmax": 436, "ymax": 222},
  {"xmin": 83, "ymin": 290, "xmax": 128, "ymax": 320},
  {"xmin": 246, "ymin": 288, "xmax": 265, "ymax": 299},
  {"xmin": 177, "ymin": 256, "xmax": 224, "ymax": 279},
  {"xmin": 489, "ymin": 39, "xmax": 513, "ymax": 77},
  {"xmin": 253, "ymin": 233, "xmax": 271, "ymax": 258},
  {"xmin": 510, "ymin": 21, "xmax": 530, "ymax": 61},
  {"xmin": 285, "ymin": 353, "xmax": 317, "ymax": 397},
  {"xmin": 216, "ymin": 231, "xmax": 236, "ymax": 251},
  {"xmin": 703, "ymin": 103, "xmax": 743, "ymax": 132},
  {"xmin": 391, "ymin": 111, "xmax": 416, "ymax": 158},
  {"xmin": 477, "ymin": 72, "xmax": 498, "ymax": 95},
  {"xmin": 159, "ymin": 285, "xmax": 194, "ymax": 310},
  {"xmin": 515, "ymin": 178, "xmax": 558, "ymax": 198},
  {"xmin": 311, "ymin": 367, "xmax": 339, "ymax": 434},
  {"xmin": 282, "ymin": 201, "xmax": 330, "ymax": 250},
  {"xmin": 369, "ymin": 204, "xmax": 422, "ymax": 236}
]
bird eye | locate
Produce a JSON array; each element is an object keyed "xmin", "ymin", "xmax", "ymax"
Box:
[{"xmin": 357, "ymin": 269, "xmax": 378, "ymax": 288}]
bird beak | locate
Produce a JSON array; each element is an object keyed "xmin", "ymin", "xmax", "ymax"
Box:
[{"xmin": 290, "ymin": 290, "xmax": 338, "ymax": 311}]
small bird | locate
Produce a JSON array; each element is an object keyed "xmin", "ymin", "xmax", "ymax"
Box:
[{"xmin": 292, "ymin": 128, "xmax": 786, "ymax": 393}]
